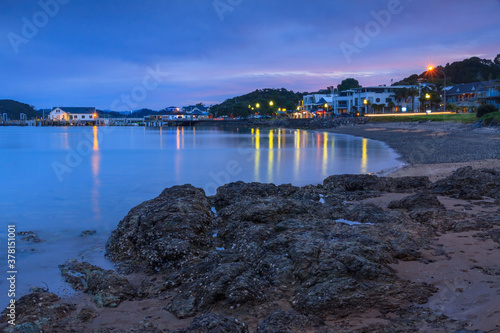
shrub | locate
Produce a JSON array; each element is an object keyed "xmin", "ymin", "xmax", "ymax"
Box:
[{"xmin": 477, "ymin": 104, "xmax": 499, "ymax": 118}]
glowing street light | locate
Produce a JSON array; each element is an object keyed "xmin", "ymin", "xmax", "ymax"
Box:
[
  {"xmin": 427, "ymin": 66, "xmax": 447, "ymax": 111},
  {"xmin": 269, "ymin": 101, "xmax": 274, "ymax": 106},
  {"xmin": 256, "ymin": 103, "xmax": 260, "ymax": 108}
]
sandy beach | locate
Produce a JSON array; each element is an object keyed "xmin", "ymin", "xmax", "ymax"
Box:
[{"xmin": 2, "ymin": 120, "xmax": 500, "ymax": 332}]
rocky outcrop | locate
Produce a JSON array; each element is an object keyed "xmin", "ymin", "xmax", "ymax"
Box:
[
  {"xmin": 0, "ymin": 292, "xmax": 75, "ymax": 332},
  {"xmin": 432, "ymin": 167, "xmax": 500, "ymax": 200},
  {"xmin": 94, "ymin": 170, "xmax": 500, "ymax": 331},
  {"xmin": 170, "ymin": 313, "xmax": 249, "ymax": 333},
  {"xmin": 106, "ymin": 185, "xmax": 214, "ymax": 273},
  {"xmin": 59, "ymin": 260, "xmax": 137, "ymax": 307},
  {"xmin": 322, "ymin": 174, "xmax": 431, "ymax": 200},
  {"xmin": 103, "ymin": 178, "xmax": 443, "ymax": 323},
  {"xmin": 257, "ymin": 310, "xmax": 325, "ymax": 332},
  {"xmin": 18, "ymin": 231, "xmax": 44, "ymax": 243}
]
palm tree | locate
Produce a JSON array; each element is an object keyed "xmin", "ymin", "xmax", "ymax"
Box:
[
  {"xmin": 387, "ymin": 101, "xmax": 396, "ymax": 113},
  {"xmin": 394, "ymin": 88, "xmax": 408, "ymax": 111},
  {"xmin": 407, "ymin": 88, "xmax": 418, "ymax": 112}
]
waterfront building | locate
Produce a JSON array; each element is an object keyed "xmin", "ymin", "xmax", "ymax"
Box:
[
  {"xmin": 49, "ymin": 107, "xmax": 97, "ymax": 122},
  {"xmin": 301, "ymin": 85, "xmax": 417, "ymax": 116}
]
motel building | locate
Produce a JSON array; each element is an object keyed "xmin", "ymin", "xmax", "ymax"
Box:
[{"xmin": 49, "ymin": 107, "xmax": 98, "ymax": 123}]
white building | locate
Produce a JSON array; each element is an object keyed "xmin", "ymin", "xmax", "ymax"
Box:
[
  {"xmin": 49, "ymin": 107, "xmax": 98, "ymax": 122},
  {"xmin": 301, "ymin": 85, "xmax": 419, "ymax": 116}
]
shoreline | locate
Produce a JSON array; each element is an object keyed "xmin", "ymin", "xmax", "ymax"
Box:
[{"xmin": 2, "ymin": 121, "xmax": 500, "ymax": 332}]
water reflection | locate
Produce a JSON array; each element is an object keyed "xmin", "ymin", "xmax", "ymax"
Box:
[
  {"xmin": 255, "ymin": 129, "xmax": 260, "ymax": 181},
  {"xmin": 91, "ymin": 126, "xmax": 101, "ymax": 220},
  {"xmin": 322, "ymin": 132, "xmax": 329, "ymax": 176},
  {"xmin": 268, "ymin": 130, "xmax": 274, "ymax": 182},
  {"xmin": 361, "ymin": 138, "xmax": 368, "ymax": 174},
  {"xmin": 176, "ymin": 127, "xmax": 181, "ymax": 150}
]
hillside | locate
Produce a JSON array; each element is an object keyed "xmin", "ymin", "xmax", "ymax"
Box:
[
  {"xmin": 394, "ymin": 54, "xmax": 500, "ymax": 86},
  {"xmin": 210, "ymin": 88, "xmax": 304, "ymax": 117},
  {"xmin": 0, "ymin": 100, "xmax": 38, "ymax": 120}
]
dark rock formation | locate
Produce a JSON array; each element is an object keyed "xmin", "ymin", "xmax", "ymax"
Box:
[
  {"xmin": 106, "ymin": 185, "xmax": 214, "ymax": 273},
  {"xmin": 432, "ymin": 167, "xmax": 500, "ymax": 200},
  {"xmin": 257, "ymin": 310, "xmax": 325, "ymax": 332},
  {"xmin": 170, "ymin": 313, "xmax": 249, "ymax": 333},
  {"xmin": 104, "ymin": 179, "xmax": 440, "ymax": 322},
  {"xmin": 322, "ymin": 174, "xmax": 430, "ymax": 200},
  {"xmin": 59, "ymin": 259, "xmax": 137, "ymax": 307},
  {"xmin": 0, "ymin": 292, "xmax": 74, "ymax": 332},
  {"xmin": 98, "ymin": 170, "xmax": 500, "ymax": 332},
  {"xmin": 80, "ymin": 230, "xmax": 97, "ymax": 237},
  {"xmin": 18, "ymin": 231, "xmax": 44, "ymax": 243}
]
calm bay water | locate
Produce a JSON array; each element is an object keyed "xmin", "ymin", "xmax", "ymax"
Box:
[{"xmin": 0, "ymin": 126, "xmax": 402, "ymax": 304}]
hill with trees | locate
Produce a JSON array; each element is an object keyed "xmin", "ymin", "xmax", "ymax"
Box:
[
  {"xmin": 394, "ymin": 54, "xmax": 500, "ymax": 86},
  {"xmin": 0, "ymin": 100, "xmax": 38, "ymax": 120},
  {"xmin": 210, "ymin": 88, "xmax": 304, "ymax": 117}
]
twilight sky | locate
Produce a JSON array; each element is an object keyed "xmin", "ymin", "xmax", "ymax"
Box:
[{"xmin": 1, "ymin": 0, "xmax": 499, "ymax": 111}]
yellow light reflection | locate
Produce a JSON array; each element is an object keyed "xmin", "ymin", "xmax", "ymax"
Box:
[
  {"xmin": 255, "ymin": 129, "xmax": 260, "ymax": 181},
  {"xmin": 93, "ymin": 126, "xmax": 99, "ymax": 151},
  {"xmin": 361, "ymin": 138, "xmax": 368, "ymax": 174},
  {"xmin": 176, "ymin": 127, "xmax": 180, "ymax": 150},
  {"xmin": 294, "ymin": 130, "xmax": 300, "ymax": 178},
  {"xmin": 322, "ymin": 132, "xmax": 328, "ymax": 176},
  {"xmin": 182, "ymin": 127, "xmax": 185, "ymax": 149},
  {"xmin": 268, "ymin": 148, "xmax": 274, "ymax": 183},
  {"xmin": 91, "ymin": 148, "xmax": 101, "ymax": 220},
  {"xmin": 268, "ymin": 130, "xmax": 274, "ymax": 182},
  {"xmin": 256, "ymin": 128, "xmax": 260, "ymax": 150},
  {"xmin": 278, "ymin": 129, "xmax": 282, "ymax": 149}
]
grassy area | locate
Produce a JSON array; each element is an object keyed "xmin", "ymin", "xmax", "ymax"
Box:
[{"xmin": 365, "ymin": 113, "xmax": 477, "ymax": 123}]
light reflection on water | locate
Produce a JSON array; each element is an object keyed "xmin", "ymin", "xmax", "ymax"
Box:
[{"xmin": 0, "ymin": 126, "xmax": 402, "ymax": 304}]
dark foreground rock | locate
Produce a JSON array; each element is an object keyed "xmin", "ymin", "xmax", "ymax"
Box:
[
  {"xmin": 12, "ymin": 167, "xmax": 497, "ymax": 332},
  {"xmin": 170, "ymin": 313, "xmax": 249, "ymax": 333},
  {"xmin": 432, "ymin": 166, "xmax": 500, "ymax": 200},
  {"xmin": 103, "ymin": 172, "xmax": 483, "ymax": 331},
  {"xmin": 59, "ymin": 259, "xmax": 137, "ymax": 307},
  {"xmin": 106, "ymin": 185, "xmax": 214, "ymax": 274},
  {"xmin": 0, "ymin": 292, "xmax": 74, "ymax": 332}
]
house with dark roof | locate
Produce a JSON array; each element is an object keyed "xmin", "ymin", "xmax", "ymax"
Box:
[
  {"xmin": 49, "ymin": 107, "xmax": 97, "ymax": 122},
  {"xmin": 446, "ymin": 82, "xmax": 488, "ymax": 112},
  {"xmin": 478, "ymin": 79, "xmax": 500, "ymax": 109}
]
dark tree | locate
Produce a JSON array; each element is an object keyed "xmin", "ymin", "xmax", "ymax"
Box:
[{"xmin": 337, "ymin": 78, "xmax": 361, "ymax": 92}]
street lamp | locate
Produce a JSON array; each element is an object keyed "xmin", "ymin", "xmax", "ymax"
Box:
[
  {"xmin": 425, "ymin": 93, "xmax": 431, "ymax": 112},
  {"xmin": 269, "ymin": 101, "xmax": 274, "ymax": 106},
  {"xmin": 363, "ymin": 99, "xmax": 368, "ymax": 114},
  {"xmin": 428, "ymin": 66, "xmax": 447, "ymax": 111}
]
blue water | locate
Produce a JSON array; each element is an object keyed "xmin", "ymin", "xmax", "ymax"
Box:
[{"xmin": 0, "ymin": 126, "xmax": 402, "ymax": 305}]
